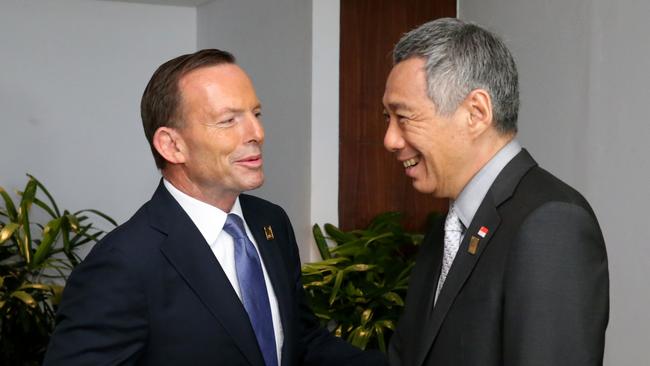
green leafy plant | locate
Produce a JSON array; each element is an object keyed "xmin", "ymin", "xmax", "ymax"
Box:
[
  {"xmin": 0, "ymin": 175, "xmax": 115, "ymax": 365},
  {"xmin": 301, "ymin": 212, "xmax": 430, "ymax": 352}
]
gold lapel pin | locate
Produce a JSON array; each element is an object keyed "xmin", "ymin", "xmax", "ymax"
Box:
[
  {"xmin": 468, "ymin": 236, "xmax": 480, "ymax": 255},
  {"xmin": 468, "ymin": 226, "xmax": 489, "ymax": 255},
  {"xmin": 263, "ymin": 226, "xmax": 274, "ymax": 240}
]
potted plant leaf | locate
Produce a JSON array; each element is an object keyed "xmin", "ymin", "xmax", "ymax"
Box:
[
  {"xmin": 0, "ymin": 174, "xmax": 115, "ymax": 365},
  {"xmin": 301, "ymin": 212, "xmax": 435, "ymax": 352}
]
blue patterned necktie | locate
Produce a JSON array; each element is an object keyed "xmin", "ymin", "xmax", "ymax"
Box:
[{"xmin": 223, "ymin": 214, "xmax": 278, "ymax": 366}]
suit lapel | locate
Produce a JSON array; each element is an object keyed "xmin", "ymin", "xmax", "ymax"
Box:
[
  {"xmin": 417, "ymin": 219, "xmax": 445, "ymax": 321},
  {"xmin": 149, "ymin": 183, "xmax": 264, "ymax": 366},
  {"xmin": 413, "ymin": 149, "xmax": 538, "ymax": 366},
  {"xmin": 401, "ymin": 218, "xmax": 444, "ymax": 366},
  {"xmin": 240, "ymin": 198, "xmax": 295, "ymax": 366},
  {"xmin": 413, "ymin": 199, "xmax": 501, "ymax": 366}
]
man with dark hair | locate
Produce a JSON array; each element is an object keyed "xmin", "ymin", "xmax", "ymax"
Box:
[
  {"xmin": 383, "ymin": 18, "xmax": 608, "ymax": 365},
  {"xmin": 44, "ymin": 49, "xmax": 385, "ymax": 366}
]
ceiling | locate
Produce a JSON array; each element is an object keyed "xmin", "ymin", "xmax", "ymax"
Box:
[{"xmin": 99, "ymin": 0, "xmax": 215, "ymax": 7}]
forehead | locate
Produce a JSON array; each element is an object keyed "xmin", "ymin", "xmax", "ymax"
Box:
[
  {"xmin": 179, "ymin": 64, "xmax": 257, "ymax": 101},
  {"xmin": 178, "ymin": 64, "xmax": 259, "ymax": 117},
  {"xmin": 383, "ymin": 57, "xmax": 430, "ymax": 110}
]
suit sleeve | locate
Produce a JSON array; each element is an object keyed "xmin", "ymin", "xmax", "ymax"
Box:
[
  {"xmin": 503, "ymin": 201, "xmax": 609, "ymax": 366},
  {"xmin": 278, "ymin": 209, "xmax": 388, "ymax": 366},
  {"xmin": 387, "ymin": 325, "xmax": 404, "ymax": 366},
  {"xmin": 43, "ymin": 241, "xmax": 148, "ymax": 365},
  {"xmin": 387, "ymin": 217, "xmax": 442, "ymax": 366}
]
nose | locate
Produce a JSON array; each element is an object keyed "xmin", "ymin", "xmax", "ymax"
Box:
[
  {"xmin": 383, "ymin": 119, "xmax": 404, "ymax": 152},
  {"xmin": 246, "ymin": 113, "xmax": 265, "ymax": 145}
]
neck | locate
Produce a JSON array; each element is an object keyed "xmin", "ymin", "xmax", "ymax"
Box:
[
  {"xmin": 162, "ymin": 168, "xmax": 238, "ymax": 212},
  {"xmin": 449, "ymin": 132, "xmax": 515, "ymax": 200}
]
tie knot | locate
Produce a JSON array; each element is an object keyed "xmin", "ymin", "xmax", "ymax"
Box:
[
  {"xmin": 444, "ymin": 206, "xmax": 463, "ymax": 233},
  {"xmin": 223, "ymin": 213, "xmax": 247, "ymax": 240}
]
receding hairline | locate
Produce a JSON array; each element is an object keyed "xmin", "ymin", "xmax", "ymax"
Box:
[
  {"xmin": 175, "ymin": 64, "xmax": 262, "ymax": 124},
  {"xmin": 177, "ymin": 62, "xmax": 248, "ymax": 88},
  {"xmin": 383, "ymin": 57, "xmax": 431, "ymax": 113}
]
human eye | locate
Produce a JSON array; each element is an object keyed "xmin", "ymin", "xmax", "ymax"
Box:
[
  {"xmin": 396, "ymin": 114, "xmax": 410, "ymax": 125},
  {"xmin": 214, "ymin": 116, "xmax": 236, "ymax": 127},
  {"xmin": 382, "ymin": 110, "xmax": 390, "ymax": 123}
]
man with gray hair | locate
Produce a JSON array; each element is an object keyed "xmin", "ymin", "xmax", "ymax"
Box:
[{"xmin": 383, "ymin": 18, "xmax": 608, "ymax": 365}]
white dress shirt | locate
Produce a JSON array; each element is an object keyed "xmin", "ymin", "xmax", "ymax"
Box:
[{"xmin": 163, "ymin": 180, "xmax": 283, "ymax": 364}]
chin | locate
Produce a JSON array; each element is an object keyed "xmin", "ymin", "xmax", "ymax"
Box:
[
  {"xmin": 243, "ymin": 177, "xmax": 264, "ymax": 192},
  {"xmin": 412, "ymin": 180, "xmax": 436, "ymax": 195}
]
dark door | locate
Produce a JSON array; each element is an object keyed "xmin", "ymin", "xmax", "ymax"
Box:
[{"xmin": 339, "ymin": 0, "xmax": 456, "ymax": 231}]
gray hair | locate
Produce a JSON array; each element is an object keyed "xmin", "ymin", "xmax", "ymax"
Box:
[{"xmin": 394, "ymin": 18, "xmax": 519, "ymax": 134}]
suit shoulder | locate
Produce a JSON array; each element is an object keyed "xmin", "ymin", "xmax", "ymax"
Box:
[
  {"xmin": 86, "ymin": 201, "xmax": 162, "ymax": 258},
  {"xmin": 506, "ymin": 166, "xmax": 604, "ymax": 246},
  {"xmin": 499, "ymin": 165, "xmax": 602, "ymax": 237},
  {"xmin": 517, "ymin": 166, "xmax": 593, "ymax": 210},
  {"xmin": 240, "ymin": 194, "xmax": 287, "ymax": 215}
]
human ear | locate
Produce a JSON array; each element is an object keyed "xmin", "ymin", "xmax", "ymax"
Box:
[
  {"xmin": 152, "ymin": 127, "xmax": 187, "ymax": 165},
  {"xmin": 464, "ymin": 89, "xmax": 493, "ymax": 138}
]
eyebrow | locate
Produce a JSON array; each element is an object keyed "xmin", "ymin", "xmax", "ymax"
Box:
[
  {"xmin": 214, "ymin": 103, "xmax": 262, "ymax": 115},
  {"xmin": 385, "ymin": 102, "xmax": 413, "ymax": 113}
]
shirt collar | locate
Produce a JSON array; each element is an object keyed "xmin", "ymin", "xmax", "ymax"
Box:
[
  {"xmin": 452, "ymin": 139, "xmax": 522, "ymax": 228},
  {"xmin": 163, "ymin": 179, "xmax": 244, "ymax": 245}
]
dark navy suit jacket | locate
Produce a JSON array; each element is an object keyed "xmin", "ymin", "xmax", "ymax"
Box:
[{"xmin": 45, "ymin": 182, "xmax": 384, "ymax": 366}]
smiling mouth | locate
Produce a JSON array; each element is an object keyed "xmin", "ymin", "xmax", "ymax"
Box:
[
  {"xmin": 235, "ymin": 154, "xmax": 263, "ymax": 168},
  {"xmin": 239, "ymin": 155, "xmax": 261, "ymax": 162},
  {"xmin": 403, "ymin": 157, "xmax": 419, "ymax": 168}
]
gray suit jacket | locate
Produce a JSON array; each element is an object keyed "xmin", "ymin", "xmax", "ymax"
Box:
[{"xmin": 389, "ymin": 149, "xmax": 609, "ymax": 366}]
